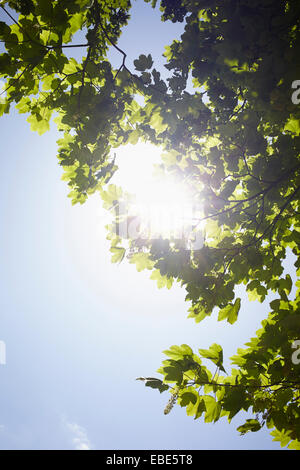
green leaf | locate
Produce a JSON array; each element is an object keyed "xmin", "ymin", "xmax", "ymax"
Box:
[
  {"xmin": 150, "ymin": 269, "xmax": 173, "ymax": 289},
  {"xmin": 218, "ymin": 298, "xmax": 241, "ymax": 324},
  {"xmin": 284, "ymin": 118, "xmax": 300, "ymax": 136},
  {"xmin": 178, "ymin": 390, "xmax": 198, "ymax": 407},
  {"xmin": 203, "ymin": 396, "xmax": 221, "ymax": 423},
  {"xmin": 27, "ymin": 111, "xmax": 51, "ymax": 135},
  {"xmin": 237, "ymin": 419, "xmax": 262, "ymax": 435},
  {"xmin": 129, "ymin": 252, "xmax": 154, "ymax": 272},
  {"xmin": 136, "ymin": 377, "xmax": 169, "ymax": 393},
  {"xmin": 162, "ymin": 364, "xmax": 183, "ymax": 384},
  {"xmin": 163, "ymin": 344, "xmax": 193, "ymax": 360},
  {"xmin": 110, "ymin": 246, "xmax": 125, "ymax": 264},
  {"xmin": 127, "ymin": 129, "xmax": 140, "ymax": 144},
  {"xmin": 222, "ymin": 387, "xmax": 248, "ymax": 420},
  {"xmin": 62, "ymin": 58, "xmax": 80, "ymax": 75},
  {"xmin": 270, "ymin": 429, "xmax": 292, "ymax": 447},
  {"xmin": 149, "ymin": 110, "xmax": 168, "ymax": 134},
  {"xmin": 100, "ymin": 185, "xmax": 122, "ymax": 209},
  {"xmin": 288, "ymin": 440, "xmax": 300, "ymax": 450},
  {"xmin": 198, "ymin": 343, "xmax": 226, "ymax": 373},
  {"xmin": 133, "ymin": 54, "xmax": 153, "ymax": 71}
]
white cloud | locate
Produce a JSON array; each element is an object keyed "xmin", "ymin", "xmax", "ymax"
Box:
[{"xmin": 62, "ymin": 418, "xmax": 92, "ymax": 450}]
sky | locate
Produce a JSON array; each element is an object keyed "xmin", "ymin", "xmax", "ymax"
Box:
[{"xmin": 0, "ymin": 0, "xmax": 293, "ymax": 450}]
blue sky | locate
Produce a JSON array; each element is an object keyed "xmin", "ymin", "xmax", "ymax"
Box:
[{"xmin": 0, "ymin": 0, "xmax": 291, "ymax": 450}]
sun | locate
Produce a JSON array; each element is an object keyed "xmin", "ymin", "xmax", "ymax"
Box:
[{"xmin": 111, "ymin": 143, "xmax": 203, "ymax": 249}]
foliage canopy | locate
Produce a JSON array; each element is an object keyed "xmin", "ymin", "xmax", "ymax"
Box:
[{"xmin": 1, "ymin": 0, "xmax": 300, "ymax": 449}]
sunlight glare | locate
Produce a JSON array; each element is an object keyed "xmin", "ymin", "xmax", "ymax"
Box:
[{"xmin": 111, "ymin": 143, "xmax": 200, "ymax": 245}]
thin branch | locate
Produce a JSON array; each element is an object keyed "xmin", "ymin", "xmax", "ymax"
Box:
[
  {"xmin": 0, "ymin": 4, "xmax": 41, "ymax": 47},
  {"xmin": 98, "ymin": 21, "xmax": 127, "ymax": 81},
  {"xmin": 228, "ymin": 98, "xmax": 247, "ymax": 121},
  {"xmin": 47, "ymin": 43, "xmax": 90, "ymax": 50},
  {"xmin": 0, "ymin": 62, "xmax": 34, "ymax": 96},
  {"xmin": 77, "ymin": 44, "xmax": 93, "ymax": 115},
  {"xmin": 193, "ymin": 380, "xmax": 300, "ymax": 390}
]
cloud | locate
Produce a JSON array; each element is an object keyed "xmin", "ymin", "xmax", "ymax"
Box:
[{"xmin": 62, "ymin": 418, "xmax": 92, "ymax": 450}]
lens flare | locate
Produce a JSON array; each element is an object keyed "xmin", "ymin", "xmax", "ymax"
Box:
[{"xmin": 111, "ymin": 143, "xmax": 203, "ymax": 248}]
